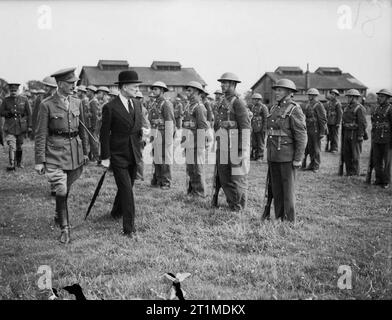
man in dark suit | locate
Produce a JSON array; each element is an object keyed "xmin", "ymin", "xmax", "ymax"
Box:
[{"xmin": 100, "ymin": 70, "xmax": 145, "ymax": 238}]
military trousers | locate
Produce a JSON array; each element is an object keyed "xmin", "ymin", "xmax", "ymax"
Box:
[
  {"xmin": 269, "ymin": 161, "xmax": 296, "ymax": 222},
  {"xmin": 372, "ymin": 142, "xmax": 391, "ymax": 185},
  {"xmin": 151, "ymin": 129, "xmax": 173, "ymax": 187},
  {"xmin": 251, "ymin": 130, "xmax": 265, "ymax": 159},
  {"xmin": 88, "ymin": 128, "xmax": 100, "ymax": 161},
  {"xmin": 342, "ymin": 130, "xmax": 362, "ymax": 176},
  {"xmin": 5, "ymin": 133, "xmax": 24, "ymax": 152},
  {"xmin": 185, "ymin": 147, "xmax": 206, "ymax": 197},
  {"xmin": 327, "ymin": 125, "xmax": 339, "ymax": 152},
  {"xmin": 307, "ymin": 131, "xmax": 322, "ymax": 170},
  {"xmin": 45, "ymin": 164, "xmax": 83, "ymax": 197},
  {"xmin": 216, "ymin": 149, "xmax": 248, "ymax": 211}
]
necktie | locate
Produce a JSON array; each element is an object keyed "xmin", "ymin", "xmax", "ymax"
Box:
[{"xmin": 128, "ymin": 99, "xmax": 133, "ymax": 113}]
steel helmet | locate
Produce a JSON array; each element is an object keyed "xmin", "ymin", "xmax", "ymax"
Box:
[
  {"xmin": 345, "ymin": 89, "xmax": 361, "ymax": 97},
  {"xmin": 251, "ymin": 93, "xmax": 263, "ymax": 100},
  {"xmin": 42, "ymin": 76, "xmax": 57, "ymax": 88},
  {"xmin": 217, "ymin": 72, "xmax": 241, "ymax": 83},
  {"xmin": 109, "ymin": 88, "xmax": 119, "ymax": 96},
  {"xmin": 214, "ymin": 89, "xmax": 223, "ymax": 95},
  {"xmin": 37, "ymin": 89, "xmax": 46, "ymax": 94},
  {"xmin": 30, "ymin": 89, "xmax": 38, "ymax": 94},
  {"xmin": 376, "ymin": 89, "xmax": 392, "ymax": 97},
  {"xmin": 97, "ymin": 86, "xmax": 110, "ymax": 93},
  {"xmin": 186, "ymin": 81, "xmax": 205, "ymax": 93},
  {"xmin": 77, "ymin": 85, "xmax": 87, "ymax": 92},
  {"xmin": 272, "ymin": 79, "xmax": 297, "ymax": 92},
  {"xmin": 330, "ymin": 89, "xmax": 340, "ymax": 96},
  {"xmin": 207, "ymin": 94, "xmax": 215, "ymax": 100},
  {"xmin": 306, "ymin": 88, "xmax": 320, "ymax": 95},
  {"xmin": 151, "ymin": 81, "xmax": 168, "ymax": 92},
  {"xmin": 87, "ymin": 85, "xmax": 97, "ymax": 92},
  {"xmin": 135, "ymin": 91, "xmax": 144, "ymax": 98}
]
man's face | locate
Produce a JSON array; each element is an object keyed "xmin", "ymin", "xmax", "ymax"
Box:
[
  {"xmin": 86, "ymin": 90, "xmax": 94, "ymax": 99},
  {"xmin": 9, "ymin": 85, "xmax": 19, "ymax": 97},
  {"xmin": 58, "ymin": 81, "xmax": 75, "ymax": 96},
  {"xmin": 275, "ymin": 87, "xmax": 290, "ymax": 102},
  {"xmin": 220, "ymin": 81, "xmax": 231, "ymax": 94},
  {"xmin": 377, "ymin": 94, "xmax": 389, "ymax": 105},
  {"xmin": 185, "ymin": 87, "xmax": 195, "ymax": 99},
  {"xmin": 96, "ymin": 91, "xmax": 104, "ymax": 99},
  {"xmin": 348, "ymin": 96, "xmax": 358, "ymax": 104},
  {"xmin": 252, "ymin": 98, "xmax": 259, "ymax": 105},
  {"xmin": 122, "ymin": 83, "xmax": 139, "ymax": 98},
  {"xmin": 152, "ymin": 87, "xmax": 162, "ymax": 98},
  {"xmin": 330, "ymin": 92, "xmax": 337, "ymax": 100},
  {"xmin": 308, "ymin": 94, "xmax": 316, "ymax": 101},
  {"xmin": 215, "ymin": 93, "xmax": 223, "ymax": 101}
]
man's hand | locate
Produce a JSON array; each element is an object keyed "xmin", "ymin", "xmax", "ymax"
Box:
[
  {"xmin": 101, "ymin": 159, "xmax": 110, "ymax": 168},
  {"xmin": 83, "ymin": 155, "xmax": 89, "ymax": 165},
  {"xmin": 35, "ymin": 164, "xmax": 45, "ymax": 175},
  {"xmin": 141, "ymin": 127, "xmax": 150, "ymax": 136},
  {"xmin": 293, "ymin": 160, "xmax": 302, "ymax": 168},
  {"xmin": 27, "ymin": 127, "xmax": 33, "ymax": 133},
  {"xmin": 358, "ymin": 136, "xmax": 364, "ymax": 142}
]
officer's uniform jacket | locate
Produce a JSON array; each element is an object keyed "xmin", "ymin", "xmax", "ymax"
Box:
[
  {"xmin": 250, "ymin": 102, "xmax": 269, "ymax": 133},
  {"xmin": 35, "ymin": 92, "xmax": 88, "ymax": 170},
  {"xmin": 342, "ymin": 102, "xmax": 367, "ymax": 138},
  {"xmin": 302, "ymin": 100, "xmax": 327, "ymax": 135},
  {"xmin": 148, "ymin": 96, "xmax": 175, "ymax": 132},
  {"xmin": 32, "ymin": 92, "xmax": 53, "ymax": 132},
  {"xmin": 182, "ymin": 98, "xmax": 208, "ymax": 149},
  {"xmin": 0, "ymin": 95, "xmax": 32, "ymax": 135},
  {"xmin": 325, "ymin": 99, "xmax": 343, "ymax": 126},
  {"xmin": 214, "ymin": 93, "xmax": 251, "ymax": 153},
  {"xmin": 371, "ymin": 102, "xmax": 392, "ymax": 145},
  {"xmin": 266, "ymin": 98, "xmax": 307, "ymax": 163}
]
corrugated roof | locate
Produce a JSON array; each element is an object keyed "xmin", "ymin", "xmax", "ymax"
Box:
[
  {"xmin": 98, "ymin": 60, "xmax": 129, "ymax": 66},
  {"xmin": 275, "ymin": 66, "xmax": 303, "ymax": 73},
  {"xmin": 79, "ymin": 66, "xmax": 206, "ymax": 87},
  {"xmin": 252, "ymin": 72, "xmax": 367, "ymax": 90},
  {"xmin": 315, "ymin": 67, "xmax": 342, "ymax": 74},
  {"xmin": 151, "ymin": 61, "xmax": 181, "ymax": 67}
]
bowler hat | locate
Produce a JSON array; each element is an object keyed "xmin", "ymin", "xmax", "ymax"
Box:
[{"xmin": 115, "ymin": 70, "xmax": 142, "ymax": 84}]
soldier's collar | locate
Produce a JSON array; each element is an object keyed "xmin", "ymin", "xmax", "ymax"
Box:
[{"xmin": 279, "ymin": 98, "xmax": 292, "ymax": 106}]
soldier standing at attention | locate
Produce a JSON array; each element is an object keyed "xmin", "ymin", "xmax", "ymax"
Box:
[
  {"xmin": 86, "ymin": 85, "xmax": 100, "ymax": 162},
  {"xmin": 182, "ymin": 81, "xmax": 211, "ymax": 197},
  {"xmin": 267, "ymin": 79, "xmax": 307, "ymax": 222},
  {"xmin": 135, "ymin": 90, "xmax": 150, "ymax": 181},
  {"xmin": 0, "ymin": 82, "xmax": 32, "ymax": 170},
  {"xmin": 250, "ymin": 93, "xmax": 269, "ymax": 161},
  {"xmin": 173, "ymin": 94, "xmax": 184, "ymax": 130},
  {"xmin": 341, "ymin": 89, "xmax": 367, "ymax": 176},
  {"xmin": 325, "ymin": 89, "xmax": 342, "ymax": 153},
  {"xmin": 201, "ymin": 91, "xmax": 214, "ymax": 129},
  {"xmin": 149, "ymin": 81, "xmax": 175, "ymax": 190},
  {"xmin": 213, "ymin": 72, "xmax": 251, "ymax": 211},
  {"xmin": 371, "ymin": 89, "xmax": 392, "ymax": 188},
  {"xmin": 34, "ymin": 68, "xmax": 89, "ymax": 244},
  {"xmin": 302, "ymin": 88, "xmax": 327, "ymax": 173},
  {"xmin": 32, "ymin": 77, "xmax": 57, "ymax": 140}
]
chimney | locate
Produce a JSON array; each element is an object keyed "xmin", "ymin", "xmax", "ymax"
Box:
[{"xmin": 305, "ymin": 63, "xmax": 310, "ymax": 90}]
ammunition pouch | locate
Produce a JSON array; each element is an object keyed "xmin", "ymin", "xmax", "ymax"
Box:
[
  {"xmin": 343, "ymin": 122, "xmax": 359, "ymax": 130},
  {"xmin": 182, "ymin": 120, "xmax": 196, "ymax": 129},
  {"xmin": 220, "ymin": 120, "xmax": 237, "ymax": 129}
]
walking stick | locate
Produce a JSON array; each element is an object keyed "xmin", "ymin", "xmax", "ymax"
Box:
[{"xmin": 85, "ymin": 168, "xmax": 108, "ymax": 220}]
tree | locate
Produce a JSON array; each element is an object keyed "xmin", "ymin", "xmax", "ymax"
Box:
[
  {"xmin": 26, "ymin": 80, "xmax": 45, "ymax": 91},
  {"xmin": 0, "ymin": 78, "xmax": 9, "ymax": 99}
]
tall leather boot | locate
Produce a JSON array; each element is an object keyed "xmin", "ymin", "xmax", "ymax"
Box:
[
  {"xmin": 56, "ymin": 195, "xmax": 70, "ymax": 244},
  {"xmin": 7, "ymin": 148, "xmax": 15, "ymax": 171},
  {"xmin": 16, "ymin": 150, "xmax": 24, "ymax": 168}
]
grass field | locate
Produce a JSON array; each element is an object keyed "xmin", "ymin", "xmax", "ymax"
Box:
[{"xmin": 0, "ymin": 136, "xmax": 391, "ymax": 300}]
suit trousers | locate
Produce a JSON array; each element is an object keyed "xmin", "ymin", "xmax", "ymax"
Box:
[
  {"xmin": 372, "ymin": 142, "xmax": 391, "ymax": 184},
  {"xmin": 111, "ymin": 164, "xmax": 137, "ymax": 233},
  {"xmin": 327, "ymin": 125, "xmax": 339, "ymax": 152},
  {"xmin": 269, "ymin": 161, "xmax": 296, "ymax": 222}
]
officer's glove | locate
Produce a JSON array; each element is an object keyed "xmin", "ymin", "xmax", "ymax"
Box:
[
  {"xmin": 292, "ymin": 160, "xmax": 302, "ymax": 169},
  {"xmin": 35, "ymin": 164, "xmax": 45, "ymax": 175},
  {"xmin": 101, "ymin": 159, "xmax": 110, "ymax": 168}
]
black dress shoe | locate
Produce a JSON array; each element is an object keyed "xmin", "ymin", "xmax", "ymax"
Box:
[
  {"xmin": 122, "ymin": 230, "xmax": 137, "ymax": 239},
  {"xmin": 51, "ymin": 191, "xmax": 56, "ymax": 197}
]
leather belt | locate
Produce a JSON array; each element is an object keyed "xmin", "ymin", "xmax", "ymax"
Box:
[{"xmin": 49, "ymin": 130, "xmax": 79, "ymax": 138}]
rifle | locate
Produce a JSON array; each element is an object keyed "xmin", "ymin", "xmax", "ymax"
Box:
[
  {"xmin": 261, "ymin": 166, "xmax": 273, "ymax": 221},
  {"xmin": 365, "ymin": 142, "xmax": 373, "ymax": 184},
  {"xmin": 338, "ymin": 127, "xmax": 345, "ymax": 176},
  {"xmin": 211, "ymin": 161, "xmax": 221, "ymax": 208}
]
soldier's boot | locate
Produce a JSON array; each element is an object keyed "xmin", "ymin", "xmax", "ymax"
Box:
[
  {"xmin": 211, "ymin": 192, "xmax": 219, "ymax": 208},
  {"xmin": 301, "ymin": 158, "xmax": 307, "ymax": 170},
  {"xmin": 16, "ymin": 150, "xmax": 24, "ymax": 168},
  {"xmin": 56, "ymin": 195, "xmax": 70, "ymax": 244},
  {"xmin": 7, "ymin": 149, "xmax": 16, "ymax": 171}
]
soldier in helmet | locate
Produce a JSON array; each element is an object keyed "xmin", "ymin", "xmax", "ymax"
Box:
[
  {"xmin": 301, "ymin": 88, "xmax": 327, "ymax": 172},
  {"xmin": 108, "ymin": 88, "xmax": 119, "ymax": 101},
  {"xmin": 32, "ymin": 77, "xmax": 58, "ymax": 140},
  {"xmin": 0, "ymin": 82, "xmax": 32, "ymax": 170},
  {"xmin": 34, "ymin": 68, "xmax": 89, "ymax": 244},
  {"xmin": 212, "ymin": 72, "xmax": 251, "ymax": 211},
  {"xmin": 250, "ymin": 93, "xmax": 269, "ymax": 161},
  {"xmin": 267, "ymin": 79, "xmax": 307, "ymax": 222},
  {"xmin": 325, "ymin": 89, "xmax": 343, "ymax": 153},
  {"xmin": 148, "ymin": 81, "xmax": 176, "ymax": 189},
  {"xmin": 201, "ymin": 90, "xmax": 214, "ymax": 129},
  {"xmin": 182, "ymin": 81, "xmax": 211, "ymax": 197},
  {"xmin": 173, "ymin": 93, "xmax": 185, "ymax": 130},
  {"xmin": 370, "ymin": 89, "xmax": 392, "ymax": 188},
  {"xmin": 86, "ymin": 85, "xmax": 100, "ymax": 163},
  {"xmin": 95, "ymin": 86, "xmax": 110, "ymax": 142},
  {"xmin": 341, "ymin": 89, "xmax": 367, "ymax": 176},
  {"xmin": 135, "ymin": 90, "xmax": 150, "ymax": 181}
]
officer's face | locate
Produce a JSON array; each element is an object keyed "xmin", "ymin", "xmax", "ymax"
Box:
[
  {"xmin": 9, "ymin": 86, "xmax": 19, "ymax": 97},
  {"xmin": 185, "ymin": 87, "xmax": 196, "ymax": 99},
  {"xmin": 59, "ymin": 81, "xmax": 75, "ymax": 96},
  {"xmin": 275, "ymin": 87, "xmax": 290, "ymax": 101}
]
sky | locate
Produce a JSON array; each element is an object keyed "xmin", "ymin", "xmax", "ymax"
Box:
[{"xmin": 0, "ymin": 0, "xmax": 391, "ymax": 93}]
